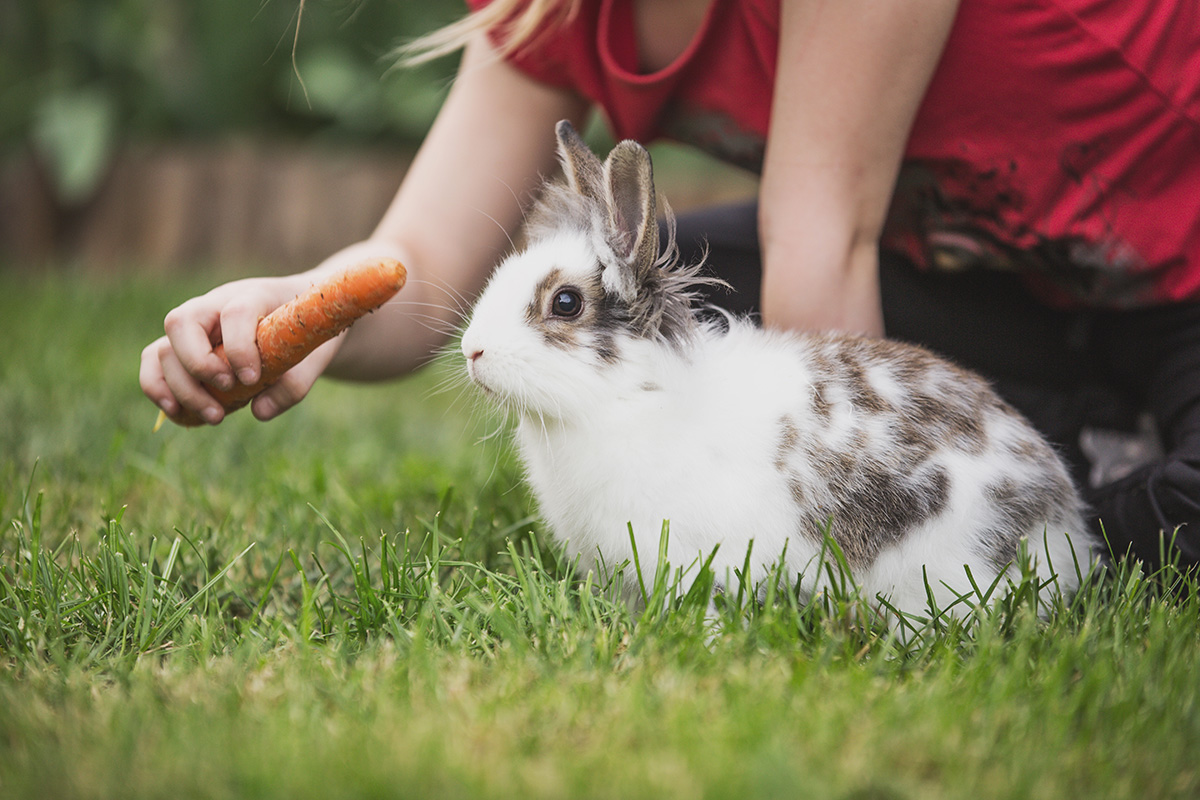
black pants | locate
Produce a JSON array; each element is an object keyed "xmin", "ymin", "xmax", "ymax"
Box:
[{"xmin": 673, "ymin": 201, "xmax": 1200, "ymax": 570}]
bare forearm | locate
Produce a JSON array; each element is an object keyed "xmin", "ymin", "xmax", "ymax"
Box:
[
  {"xmin": 321, "ymin": 35, "xmax": 588, "ymax": 381},
  {"xmin": 299, "ymin": 240, "xmax": 457, "ymax": 381},
  {"xmin": 758, "ymin": 177, "xmax": 887, "ymax": 336},
  {"xmin": 759, "ymin": 236, "xmax": 884, "ymax": 336},
  {"xmin": 757, "ymin": 0, "xmax": 958, "ymax": 338}
]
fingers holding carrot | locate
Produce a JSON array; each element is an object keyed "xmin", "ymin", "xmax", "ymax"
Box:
[
  {"xmin": 142, "ymin": 275, "xmax": 303, "ymax": 425},
  {"xmin": 139, "ymin": 336, "xmax": 192, "ymax": 421},
  {"xmin": 143, "ymin": 258, "xmax": 407, "ymax": 428},
  {"xmin": 145, "ymin": 336, "xmax": 223, "ymax": 424},
  {"xmin": 244, "ymin": 341, "xmax": 338, "ymax": 421},
  {"xmin": 161, "ymin": 297, "xmax": 236, "ymax": 392},
  {"xmin": 214, "ymin": 293, "xmax": 276, "ymax": 389}
]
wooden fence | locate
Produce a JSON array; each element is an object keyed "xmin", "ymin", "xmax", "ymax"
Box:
[{"xmin": 0, "ymin": 140, "xmax": 758, "ymax": 273}]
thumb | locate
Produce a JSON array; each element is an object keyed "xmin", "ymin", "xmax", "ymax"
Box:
[{"xmin": 247, "ymin": 336, "xmax": 341, "ymax": 421}]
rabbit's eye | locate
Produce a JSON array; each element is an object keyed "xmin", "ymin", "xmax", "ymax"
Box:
[{"xmin": 550, "ymin": 288, "xmax": 584, "ymax": 318}]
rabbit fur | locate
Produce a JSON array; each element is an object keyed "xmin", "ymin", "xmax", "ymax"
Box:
[{"xmin": 461, "ymin": 120, "xmax": 1097, "ymax": 621}]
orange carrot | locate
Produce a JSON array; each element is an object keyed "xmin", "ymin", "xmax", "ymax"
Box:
[{"xmin": 159, "ymin": 257, "xmax": 407, "ymax": 429}]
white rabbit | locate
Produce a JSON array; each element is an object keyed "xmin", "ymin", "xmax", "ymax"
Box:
[{"xmin": 461, "ymin": 120, "xmax": 1097, "ymax": 622}]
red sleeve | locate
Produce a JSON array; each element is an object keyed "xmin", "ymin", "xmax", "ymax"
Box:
[{"xmin": 463, "ymin": 0, "xmax": 587, "ymax": 91}]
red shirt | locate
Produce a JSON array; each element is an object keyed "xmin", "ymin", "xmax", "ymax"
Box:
[{"xmin": 468, "ymin": 0, "xmax": 1200, "ymax": 309}]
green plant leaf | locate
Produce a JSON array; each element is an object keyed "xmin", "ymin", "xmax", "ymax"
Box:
[{"xmin": 31, "ymin": 87, "xmax": 118, "ymax": 204}]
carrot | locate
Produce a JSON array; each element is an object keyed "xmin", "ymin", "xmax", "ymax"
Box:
[{"xmin": 157, "ymin": 257, "xmax": 407, "ymax": 429}]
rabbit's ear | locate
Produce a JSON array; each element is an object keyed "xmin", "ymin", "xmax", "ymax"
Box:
[
  {"xmin": 603, "ymin": 139, "xmax": 658, "ymax": 275},
  {"xmin": 555, "ymin": 120, "xmax": 604, "ymax": 203}
]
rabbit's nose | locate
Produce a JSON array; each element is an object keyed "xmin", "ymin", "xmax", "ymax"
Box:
[{"xmin": 460, "ymin": 331, "xmax": 482, "ymax": 360}]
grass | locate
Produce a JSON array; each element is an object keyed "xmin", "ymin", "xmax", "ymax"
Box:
[{"xmin": 1, "ymin": 266, "xmax": 1199, "ymax": 799}]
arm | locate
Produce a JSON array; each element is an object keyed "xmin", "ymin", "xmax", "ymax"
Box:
[
  {"xmin": 141, "ymin": 33, "xmax": 588, "ymax": 423},
  {"xmin": 328, "ymin": 35, "xmax": 589, "ymax": 381},
  {"xmin": 758, "ymin": 0, "xmax": 960, "ymax": 336}
]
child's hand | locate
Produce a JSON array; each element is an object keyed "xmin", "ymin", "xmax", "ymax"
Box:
[{"xmin": 139, "ymin": 275, "xmax": 337, "ymax": 425}]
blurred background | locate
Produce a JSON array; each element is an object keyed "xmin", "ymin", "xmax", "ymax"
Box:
[
  {"xmin": 0, "ymin": 0, "xmax": 756, "ymax": 275},
  {"xmin": 1, "ymin": 0, "xmax": 463, "ymax": 273}
]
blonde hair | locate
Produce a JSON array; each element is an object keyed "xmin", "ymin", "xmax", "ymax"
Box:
[{"xmin": 399, "ymin": 0, "xmax": 580, "ymax": 65}]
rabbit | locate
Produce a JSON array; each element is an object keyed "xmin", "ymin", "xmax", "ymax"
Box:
[{"xmin": 460, "ymin": 120, "xmax": 1098, "ymax": 623}]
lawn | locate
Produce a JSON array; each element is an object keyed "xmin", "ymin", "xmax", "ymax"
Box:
[{"xmin": 1, "ymin": 267, "xmax": 1198, "ymax": 800}]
